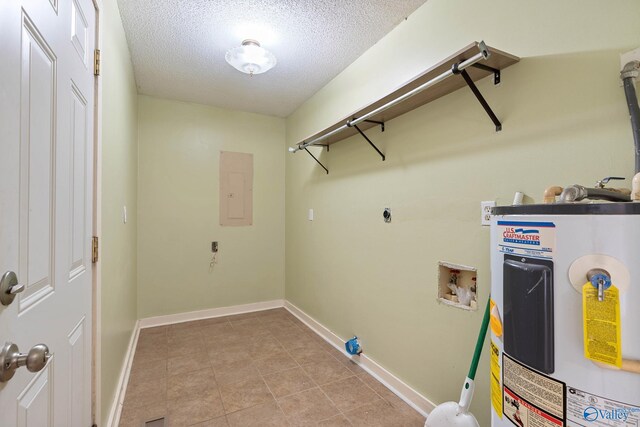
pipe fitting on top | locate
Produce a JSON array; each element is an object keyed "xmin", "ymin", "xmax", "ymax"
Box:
[
  {"xmin": 559, "ymin": 185, "xmax": 631, "ymax": 203},
  {"xmin": 632, "ymin": 173, "xmax": 640, "ymax": 201},
  {"xmin": 621, "ymin": 60, "xmax": 640, "ymax": 80}
]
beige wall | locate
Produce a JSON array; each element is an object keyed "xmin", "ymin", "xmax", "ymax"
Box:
[
  {"xmin": 100, "ymin": 0, "xmax": 139, "ymax": 424},
  {"xmin": 137, "ymin": 96, "xmax": 285, "ymax": 319},
  {"xmin": 285, "ymin": 0, "xmax": 640, "ymax": 424}
]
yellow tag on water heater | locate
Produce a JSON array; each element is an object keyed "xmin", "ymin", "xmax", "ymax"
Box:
[{"xmin": 582, "ymin": 283, "xmax": 622, "ymax": 367}]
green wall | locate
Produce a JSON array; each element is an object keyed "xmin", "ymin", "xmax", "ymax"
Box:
[
  {"xmin": 284, "ymin": 0, "xmax": 639, "ymax": 425},
  {"xmin": 136, "ymin": 96, "xmax": 286, "ymax": 319},
  {"xmin": 100, "ymin": 0, "xmax": 138, "ymax": 423}
]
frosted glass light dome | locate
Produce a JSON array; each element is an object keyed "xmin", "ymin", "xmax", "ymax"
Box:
[{"xmin": 225, "ymin": 39, "xmax": 276, "ymax": 76}]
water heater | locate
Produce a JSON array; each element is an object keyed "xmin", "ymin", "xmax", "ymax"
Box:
[{"xmin": 490, "ymin": 203, "xmax": 640, "ymax": 427}]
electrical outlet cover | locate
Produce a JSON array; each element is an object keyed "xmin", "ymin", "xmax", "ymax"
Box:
[{"xmin": 481, "ymin": 201, "xmax": 496, "ymax": 226}]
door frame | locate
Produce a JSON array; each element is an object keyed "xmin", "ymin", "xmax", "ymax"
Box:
[{"xmin": 91, "ymin": 0, "xmax": 103, "ymax": 425}]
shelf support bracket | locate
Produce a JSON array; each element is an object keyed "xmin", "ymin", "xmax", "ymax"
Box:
[
  {"xmin": 453, "ymin": 63, "xmax": 502, "ymax": 132},
  {"xmin": 304, "ymin": 147, "xmax": 329, "ymax": 174},
  {"xmin": 349, "ymin": 123, "xmax": 386, "ymax": 161},
  {"xmin": 471, "ymin": 63, "xmax": 501, "ymax": 85},
  {"xmin": 363, "ymin": 119, "xmax": 385, "ymax": 132}
]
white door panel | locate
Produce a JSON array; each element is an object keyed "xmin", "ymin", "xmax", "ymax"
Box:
[
  {"xmin": 0, "ymin": 0, "xmax": 96, "ymax": 425},
  {"xmin": 19, "ymin": 10, "xmax": 56, "ymax": 311},
  {"xmin": 17, "ymin": 362, "xmax": 54, "ymax": 427},
  {"xmin": 69, "ymin": 82, "xmax": 89, "ymax": 282}
]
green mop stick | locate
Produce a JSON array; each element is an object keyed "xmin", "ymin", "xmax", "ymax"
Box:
[
  {"xmin": 456, "ymin": 296, "xmax": 491, "ymax": 415},
  {"xmin": 468, "ymin": 297, "xmax": 491, "ymax": 381}
]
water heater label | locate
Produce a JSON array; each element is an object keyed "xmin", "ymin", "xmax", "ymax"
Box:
[
  {"xmin": 503, "ymin": 353, "xmax": 565, "ymax": 427},
  {"xmin": 491, "ymin": 340, "xmax": 503, "ymax": 418},
  {"xmin": 582, "ymin": 284, "xmax": 622, "ymax": 368},
  {"xmin": 566, "ymin": 386, "xmax": 640, "ymax": 426},
  {"xmin": 497, "ymin": 221, "xmax": 556, "ymax": 260}
]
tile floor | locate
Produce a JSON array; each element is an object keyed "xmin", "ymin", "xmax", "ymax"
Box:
[{"xmin": 119, "ymin": 308, "xmax": 426, "ymax": 426}]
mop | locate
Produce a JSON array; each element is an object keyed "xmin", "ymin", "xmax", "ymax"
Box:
[{"xmin": 425, "ymin": 297, "xmax": 491, "ymax": 427}]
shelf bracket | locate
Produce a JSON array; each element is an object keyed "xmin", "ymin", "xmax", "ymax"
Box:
[
  {"xmin": 363, "ymin": 119, "xmax": 385, "ymax": 132},
  {"xmin": 349, "ymin": 123, "xmax": 386, "ymax": 161},
  {"xmin": 471, "ymin": 63, "xmax": 501, "ymax": 85},
  {"xmin": 453, "ymin": 62, "xmax": 502, "ymax": 132},
  {"xmin": 304, "ymin": 147, "xmax": 329, "ymax": 174}
]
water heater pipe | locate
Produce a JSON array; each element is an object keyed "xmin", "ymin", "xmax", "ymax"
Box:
[
  {"xmin": 632, "ymin": 173, "xmax": 640, "ymax": 201},
  {"xmin": 542, "ymin": 186, "xmax": 563, "ymax": 204},
  {"xmin": 622, "ymin": 359, "xmax": 640, "ymax": 374},
  {"xmin": 559, "ymin": 185, "xmax": 631, "ymax": 203},
  {"xmin": 595, "ymin": 358, "xmax": 640, "ymax": 374},
  {"xmin": 621, "ymin": 61, "xmax": 640, "ymax": 174}
]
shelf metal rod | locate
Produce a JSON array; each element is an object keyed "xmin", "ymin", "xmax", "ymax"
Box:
[{"xmin": 289, "ymin": 41, "xmax": 491, "ymax": 153}]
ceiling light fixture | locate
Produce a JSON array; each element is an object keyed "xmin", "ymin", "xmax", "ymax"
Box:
[{"xmin": 225, "ymin": 39, "xmax": 276, "ymax": 76}]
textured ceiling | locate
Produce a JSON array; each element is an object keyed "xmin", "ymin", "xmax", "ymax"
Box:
[{"xmin": 117, "ymin": 0, "xmax": 427, "ymax": 117}]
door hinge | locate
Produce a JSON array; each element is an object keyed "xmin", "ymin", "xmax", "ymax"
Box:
[
  {"xmin": 91, "ymin": 236, "xmax": 99, "ymax": 263},
  {"xmin": 94, "ymin": 49, "xmax": 101, "ymax": 76}
]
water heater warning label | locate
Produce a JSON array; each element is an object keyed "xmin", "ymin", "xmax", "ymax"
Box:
[
  {"xmin": 497, "ymin": 221, "xmax": 556, "ymax": 260},
  {"xmin": 504, "ymin": 388, "xmax": 563, "ymax": 427},
  {"xmin": 503, "ymin": 354, "xmax": 565, "ymax": 427},
  {"xmin": 491, "ymin": 340, "xmax": 503, "ymax": 418}
]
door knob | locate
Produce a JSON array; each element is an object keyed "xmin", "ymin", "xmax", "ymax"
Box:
[
  {"xmin": 0, "ymin": 342, "xmax": 51, "ymax": 382},
  {"xmin": 0, "ymin": 271, "xmax": 24, "ymax": 306}
]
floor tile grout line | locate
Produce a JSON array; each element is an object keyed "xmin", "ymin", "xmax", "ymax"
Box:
[
  {"xmin": 274, "ymin": 322, "xmax": 345, "ymax": 424},
  {"xmin": 206, "ymin": 315, "xmax": 295, "ymax": 423},
  {"xmin": 256, "ymin": 361, "xmax": 292, "ymax": 426},
  {"xmin": 266, "ymin": 318, "xmax": 350, "ymax": 424},
  {"xmin": 315, "ymin": 381, "xmax": 345, "ymax": 421},
  {"xmin": 205, "ymin": 340, "xmax": 228, "ymax": 425}
]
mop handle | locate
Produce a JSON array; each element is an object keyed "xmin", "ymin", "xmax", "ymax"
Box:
[{"xmin": 467, "ymin": 297, "xmax": 491, "ymax": 381}]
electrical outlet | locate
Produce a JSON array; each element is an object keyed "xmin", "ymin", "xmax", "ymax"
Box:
[{"xmin": 481, "ymin": 201, "xmax": 496, "ymax": 226}]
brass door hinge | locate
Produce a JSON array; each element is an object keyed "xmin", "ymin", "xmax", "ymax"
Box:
[
  {"xmin": 91, "ymin": 236, "xmax": 99, "ymax": 263},
  {"xmin": 94, "ymin": 49, "xmax": 101, "ymax": 76}
]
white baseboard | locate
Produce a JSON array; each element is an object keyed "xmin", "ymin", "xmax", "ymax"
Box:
[
  {"xmin": 284, "ymin": 301, "xmax": 435, "ymax": 417},
  {"xmin": 106, "ymin": 319, "xmax": 141, "ymax": 427},
  {"xmin": 138, "ymin": 299, "xmax": 285, "ymax": 329}
]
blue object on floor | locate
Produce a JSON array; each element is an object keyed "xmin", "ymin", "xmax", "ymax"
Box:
[{"xmin": 345, "ymin": 336, "xmax": 362, "ymax": 355}]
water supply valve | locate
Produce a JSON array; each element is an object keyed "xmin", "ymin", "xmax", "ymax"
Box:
[
  {"xmin": 345, "ymin": 336, "xmax": 362, "ymax": 355},
  {"xmin": 595, "ymin": 176, "xmax": 625, "ymax": 189},
  {"xmin": 587, "ymin": 269, "xmax": 612, "ymax": 302}
]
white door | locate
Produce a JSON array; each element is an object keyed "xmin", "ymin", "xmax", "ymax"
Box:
[{"xmin": 0, "ymin": 0, "xmax": 96, "ymax": 425}]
